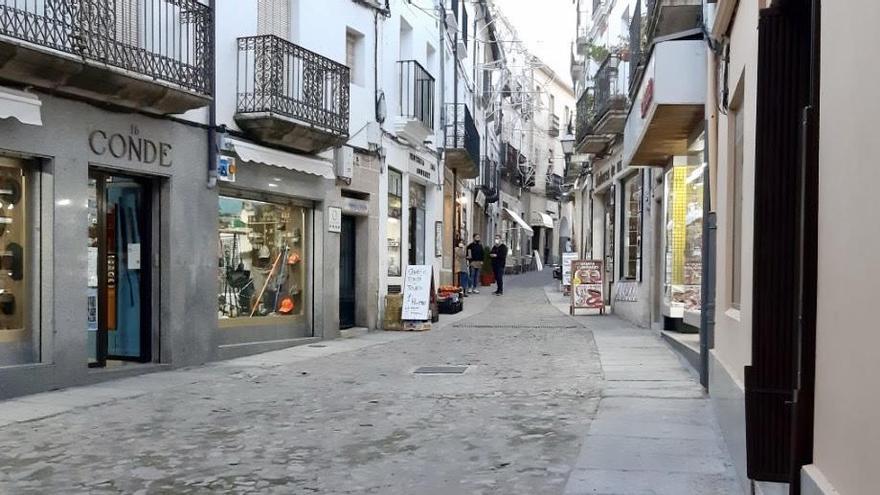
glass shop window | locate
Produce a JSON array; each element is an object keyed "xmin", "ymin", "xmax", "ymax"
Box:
[{"xmin": 218, "ymin": 196, "xmax": 309, "ymax": 320}]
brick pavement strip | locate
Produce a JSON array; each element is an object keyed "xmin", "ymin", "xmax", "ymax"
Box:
[{"xmin": 0, "ymin": 272, "xmax": 741, "ymax": 494}]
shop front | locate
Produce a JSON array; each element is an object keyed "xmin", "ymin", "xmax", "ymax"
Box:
[
  {"xmin": 0, "ymin": 91, "xmax": 215, "ymax": 399},
  {"xmin": 623, "ymin": 39, "xmax": 706, "ymax": 331},
  {"xmin": 660, "ymin": 137, "xmax": 705, "ymax": 330},
  {"xmin": 591, "ymin": 159, "xmax": 616, "ymax": 307},
  {"xmin": 217, "ymin": 138, "xmax": 340, "ymax": 358}
]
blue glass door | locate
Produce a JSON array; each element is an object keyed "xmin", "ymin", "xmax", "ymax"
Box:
[{"xmin": 89, "ymin": 172, "xmax": 152, "ymax": 366}]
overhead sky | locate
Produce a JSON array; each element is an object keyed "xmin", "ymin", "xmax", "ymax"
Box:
[{"xmin": 494, "ymin": 0, "xmax": 577, "ymax": 84}]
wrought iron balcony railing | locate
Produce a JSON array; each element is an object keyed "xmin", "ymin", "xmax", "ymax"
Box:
[
  {"xmin": 0, "ymin": 0, "xmax": 212, "ymax": 95},
  {"xmin": 398, "ymin": 60, "xmax": 435, "ymax": 131},
  {"xmin": 237, "ymin": 35, "xmax": 350, "ymax": 138},
  {"xmin": 445, "ymin": 103, "xmax": 480, "ymax": 167},
  {"xmin": 575, "ymin": 89, "xmax": 594, "ymax": 145},
  {"xmin": 629, "ymin": 0, "xmax": 644, "ymax": 92},
  {"xmin": 593, "ymin": 53, "xmax": 626, "ymax": 119},
  {"xmin": 545, "ymin": 173, "xmax": 564, "ymax": 199}
]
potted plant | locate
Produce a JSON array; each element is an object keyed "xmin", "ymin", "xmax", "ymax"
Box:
[{"xmin": 480, "ymin": 250, "xmax": 495, "ymax": 286}]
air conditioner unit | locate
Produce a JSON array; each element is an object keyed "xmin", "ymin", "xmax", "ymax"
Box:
[{"xmin": 335, "ymin": 146, "xmax": 354, "ymax": 180}]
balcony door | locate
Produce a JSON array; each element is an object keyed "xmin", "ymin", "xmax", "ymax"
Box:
[{"xmin": 88, "ymin": 171, "xmax": 154, "ymax": 367}]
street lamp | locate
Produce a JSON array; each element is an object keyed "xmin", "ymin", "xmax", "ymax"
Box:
[{"xmin": 560, "ymin": 132, "xmax": 575, "ymax": 156}]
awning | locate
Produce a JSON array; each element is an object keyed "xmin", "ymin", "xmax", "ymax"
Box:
[
  {"xmin": 228, "ymin": 138, "xmax": 335, "ymax": 180},
  {"xmin": 530, "ymin": 212, "xmax": 553, "ymax": 229},
  {"xmin": 0, "ymin": 88, "xmax": 42, "ymax": 126},
  {"xmin": 503, "ymin": 208, "xmax": 534, "ymax": 234}
]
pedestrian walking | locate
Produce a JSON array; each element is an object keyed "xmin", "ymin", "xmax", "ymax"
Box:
[
  {"xmin": 466, "ymin": 234, "xmax": 484, "ymax": 294},
  {"xmin": 455, "ymin": 239, "xmax": 469, "ymax": 296},
  {"xmin": 489, "ymin": 235, "xmax": 508, "ymax": 295}
]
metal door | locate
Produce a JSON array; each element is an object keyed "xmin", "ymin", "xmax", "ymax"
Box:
[{"xmin": 339, "ymin": 215, "xmax": 356, "ymax": 329}]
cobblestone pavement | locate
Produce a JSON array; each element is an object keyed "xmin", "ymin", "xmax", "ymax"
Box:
[
  {"xmin": 0, "ymin": 272, "xmax": 604, "ymax": 494},
  {"xmin": 0, "ymin": 271, "xmax": 743, "ymax": 494}
]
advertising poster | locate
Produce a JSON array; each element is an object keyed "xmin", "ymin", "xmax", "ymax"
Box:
[
  {"xmin": 402, "ymin": 265, "xmax": 434, "ymax": 321},
  {"xmin": 570, "ymin": 260, "xmax": 604, "ymax": 314},
  {"xmin": 561, "ymin": 252, "xmax": 578, "ymax": 287}
]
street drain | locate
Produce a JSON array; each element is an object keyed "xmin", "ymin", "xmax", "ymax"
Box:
[
  {"xmin": 308, "ymin": 344, "xmax": 328, "ymax": 348},
  {"xmin": 452, "ymin": 324, "xmax": 580, "ymax": 329},
  {"xmin": 413, "ymin": 366, "xmax": 468, "ymax": 374}
]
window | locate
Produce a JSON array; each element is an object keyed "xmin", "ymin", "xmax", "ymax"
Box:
[
  {"xmin": 408, "ymin": 182, "xmax": 426, "ymax": 265},
  {"xmin": 257, "ymin": 0, "xmax": 291, "ymax": 38},
  {"xmin": 563, "ymin": 106, "xmax": 570, "ymax": 130},
  {"xmin": 549, "ymin": 94, "xmax": 556, "ymax": 116},
  {"xmin": 730, "ymin": 95, "xmax": 744, "ymax": 309},
  {"xmin": 621, "ymin": 173, "xmax": 642, "ymax": 280},
  {"xmin": 387, "ymin": 169, "xmax": 403, "ymax": 276},
  {"xmin": 399, "ymin": 17, "xmax": 413, "ymax": 61},
  {"xmin": 664, "ymin": 159, "xmax": 705, "ymax": 314},
  {"xmin": 218, "ymin": 196, "xmax": 309, "ymax": 321},
  {"xmin": 346, "ymin": 28, "xmax": 365, "ymax": 86},
  {"xmin": 0, "ymin": 157, "xmax": 38, "ymax": 366}
]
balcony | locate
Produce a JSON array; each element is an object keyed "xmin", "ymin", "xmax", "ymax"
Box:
[
  {"xmin": 570, "ymin": 51, "xmax": 585, "ymax": 83},
  {"xmin": 500, "ymin": 141, "xmax": 534, "ymax": 189},
  {"xmin": 391, "ymin": 60, "xmax": 435, "ymax": 146},
  {"xmin": 236, "ymin": 35, "xmax": 350, "ymax": 154},
  {"xmin": 545, "ymin": 173, "xmax": 563, "ymax": 200},
  {"xmin": 444, "ymin": 103, "xmax": 479, "ymax": 178},
  {"xmin": 645, "ymin": 0, "xmax": 703, "ymax": 42},
  {"xmin": 623, "ymin": 40, "xmax": 706, "ymax": 167},
  {"xmin": 573, "ymin": 53, "xmax": 628, "ymax": 156},
  {"xmin": 592, "ymin": 53, "xmax": 628, "ymax": 135},
  {"xmin": 0, "ymin": 0, "xmax": 212, "ymax": 114},
  {"xmin": 548, "ymin": 113, "xmax": 560, "ymax": 137}
]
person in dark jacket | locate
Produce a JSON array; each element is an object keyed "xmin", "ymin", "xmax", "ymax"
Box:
[
  {"xmin": 466, "ymin": 234, "xmax": 484, "ymax": 294},
  {"xmin": 489, "ymin": 235, "xmax": 508, "ymax": 295}
]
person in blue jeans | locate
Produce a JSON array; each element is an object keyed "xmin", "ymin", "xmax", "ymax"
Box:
[{"xmin": 466, "ymin": 234, "xmax": 484, "ymax": 294}]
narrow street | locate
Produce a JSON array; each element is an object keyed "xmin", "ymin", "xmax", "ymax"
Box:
[{"xmin": 0, "ymin": 272, "xmax": 740, "ymax": 494}]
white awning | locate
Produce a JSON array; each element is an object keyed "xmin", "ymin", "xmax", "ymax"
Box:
[
  {"xmin": 530, "ymin": 212, "xmax": 553, "ymax": 229},
  {"xmin": 503, "ymin": 208, "xmax": 534, "ymax": 234},
  {"xmin": 0, "ymin": 88, "xmax": 42, "ymax": 126},
  {"xmin": 228, "ymin": 138, "xmax": 335, "ymax": 180}
]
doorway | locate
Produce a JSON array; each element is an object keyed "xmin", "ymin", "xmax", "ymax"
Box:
[
  {"xmin": 87, "ymin": 171, "xmax": 154, "ymax": 367},
  {"xmin": 339, "ymin": 215, "xmax": 356, "ymax": 329}
]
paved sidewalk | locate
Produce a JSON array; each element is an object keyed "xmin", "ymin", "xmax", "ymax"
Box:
[{"xmin": 545, "ymin": 285, "xmax": 743, "ymax": 494}]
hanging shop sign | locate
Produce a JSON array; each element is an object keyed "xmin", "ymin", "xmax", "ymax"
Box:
[
  {"xmin": 327, "ymin": 206, "xmax": 342, "ymax": 233},
  {"xmin": 341, "ymin": 197, "xmax": 370, "ymax": 217},
  {"xmin": 218, "ymin": 156, "xmax": 236, "ymax": 182},
  {"xmin": 401, "ymin": 265, "xmax": 436, "ymax": 321},
  {"xmin": 88, "ymin": 125, "xmax": 173, "ymax": 166},
  {"xmin": 561, "ymin": 252, "xmax": 578, "ymax": 288},
  {"xmin": 434, "ymin": 221, "xmax": 443, "ymax": 257},
  {"xmin": 570, "ymin": 259, "xmax": 605, "ymax": 315}
]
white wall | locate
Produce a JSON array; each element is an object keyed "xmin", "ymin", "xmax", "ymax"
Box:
[
  {"xmin": 711, "ymin": 0, "xmax": 759, "ymax": 386},
  {"xmin": 214, "ymin": 0, "xmax": 378, "ymax": 150},
  {"xmin": 807, "ymin": 2, "xmax": 880, "ymax": 494}
]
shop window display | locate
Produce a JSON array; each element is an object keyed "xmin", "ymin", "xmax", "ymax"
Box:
[
  {"xmin": 387, "ymin": 169, "xmax": 403, "ymax": 277},
  {"xmin": 218, "ymin": 197, "xmax": 308, "ymax": 320},
  {"xmin": 664, "ymin": 162, "xmax": 704, "ymax": 314},
  {"xmin": 622, "ymin": 174, "xmax": 642, "ymax": 280},
  {"xmin": 0, "ymin": 158, "xmax": 36, "ymax": 365}
]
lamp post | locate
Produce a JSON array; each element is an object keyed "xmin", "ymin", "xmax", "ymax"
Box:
[{"xmin": 560, "ymin": 132, "xmax": 575, "ymax": 156}]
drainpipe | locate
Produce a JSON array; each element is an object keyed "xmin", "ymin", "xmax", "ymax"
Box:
[{"xmin": 207, "ymin": 0, "xmax": 218, "ymax": 189}]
